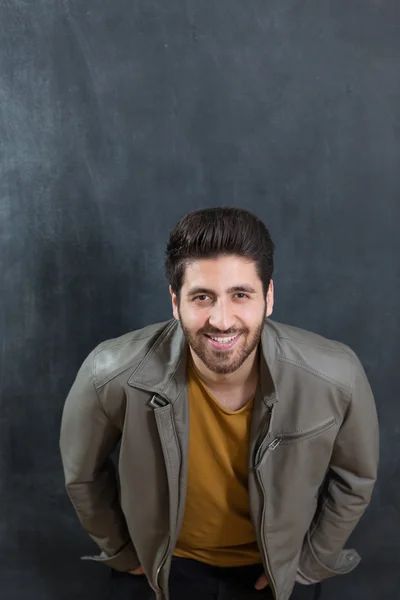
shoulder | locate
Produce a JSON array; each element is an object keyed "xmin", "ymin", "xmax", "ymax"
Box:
[
  {"xmin": 90, "ymin": 319, "xmax": 175, "ymax": 387},
  {"xmin": 266, "ymin": 319, "xmax": 362, "ymax": 395}
]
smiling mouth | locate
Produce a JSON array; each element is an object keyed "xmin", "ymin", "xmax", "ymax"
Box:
[{"xmin": 204, "ymin": 333, "xmax": 241, "ymax": 350}]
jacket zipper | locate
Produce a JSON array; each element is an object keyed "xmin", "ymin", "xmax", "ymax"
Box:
[
  {"xmin": 155, "ymin": 538, "xmax": 171, "ymax": 595},
  {"xmin": 255, "ymin": 436, "xmax": 281, "ymax": 600},
  {"xmin": 254, "ymin": 406, "xmax": 273, "ymax": 464}
]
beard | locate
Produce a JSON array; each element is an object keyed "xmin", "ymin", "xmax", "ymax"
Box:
[{"xmin": 179, "ymin": 308, "xmax": 266, "ymax": 375}]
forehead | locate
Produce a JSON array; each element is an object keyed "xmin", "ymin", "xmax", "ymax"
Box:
[{"xmin": 182, "ymin": 256, "xmax": 261, "ymax": 289}]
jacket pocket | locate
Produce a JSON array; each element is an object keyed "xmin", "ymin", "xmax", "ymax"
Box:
[
  {"xmin": 279, "ymin": 417, "xmax": 336, "ymax": 444},
  {"xmin": 254, "ymin": 417, "xmax": 336, "ymax": 469}
]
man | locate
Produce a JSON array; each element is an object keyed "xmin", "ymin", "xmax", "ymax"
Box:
[{"xmin": 60, "ymin": 207, "xmax": 379, "ymax": 600}]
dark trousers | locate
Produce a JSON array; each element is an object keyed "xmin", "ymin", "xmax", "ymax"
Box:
[{"xmin": 110, "ymin": 556, "xmax": 322, "ymax": 600}]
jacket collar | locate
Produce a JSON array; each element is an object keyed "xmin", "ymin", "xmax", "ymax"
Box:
[{"xmin": 128, "ymin": 318, "xmax": 278, "ymax": 407}]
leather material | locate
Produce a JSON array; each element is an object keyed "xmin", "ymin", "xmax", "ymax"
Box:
[{"xmin": 60, "ymin": 318, "xmax": 379, "ymax": 600}]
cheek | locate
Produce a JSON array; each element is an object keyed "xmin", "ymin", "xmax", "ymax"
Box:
[
  {"xmin": 239, "ymin": 307, "xmax": 265, "ymax": 327},
  {"xmin": 180, "ymin": 307, "xmax": 206, "ymax": 330}
]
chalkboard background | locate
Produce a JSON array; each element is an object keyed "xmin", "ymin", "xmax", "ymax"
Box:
[{"xmin": 0, "ymin": 1, "xmax": 399, "ymax": 598}]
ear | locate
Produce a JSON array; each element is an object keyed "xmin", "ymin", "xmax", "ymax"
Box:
[
  {"xmin": 169, "ymin": 285, "xmax": 180, "ymax": 320},
  {"xmin": 265, "ymin": 280, "xmax": 274, "ymax": 318}
]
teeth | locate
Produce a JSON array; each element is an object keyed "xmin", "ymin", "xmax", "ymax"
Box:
[{"xmin": 211, "ymin": 335, "xmax": 237, "ymax": 343}]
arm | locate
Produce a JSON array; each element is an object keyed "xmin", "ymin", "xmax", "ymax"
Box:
[
  {"xmin": 59, "ymin": 351, "xmax": 139, "ymax": 571},
  {"xmin": 299, "ymin": 355, "xmax": 379, "ymax": 581}
]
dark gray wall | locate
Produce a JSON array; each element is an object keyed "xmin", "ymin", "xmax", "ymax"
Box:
[{"xmin": 0, "ymin": 1, "xmax": 399, "ymax": 598}]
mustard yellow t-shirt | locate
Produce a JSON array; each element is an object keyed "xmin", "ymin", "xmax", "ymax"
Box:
[{"xmin": 173, "ymin": 358, "xmax": 262, "ymax": 566}]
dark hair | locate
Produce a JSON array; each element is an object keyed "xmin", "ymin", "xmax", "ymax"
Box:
[{"xmin": 165, "ymin": 207, "xmax": 275, "ymax": 298}]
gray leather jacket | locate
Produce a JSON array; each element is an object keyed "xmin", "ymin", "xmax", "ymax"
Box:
[{"xmin": 60, "ymin": 318, "xmax": 379, "ymax": 600}]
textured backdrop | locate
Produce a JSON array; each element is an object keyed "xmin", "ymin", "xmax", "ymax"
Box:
[{"xmin": 0, "ymin": 1, "xmax": 399, "ymax": 598}]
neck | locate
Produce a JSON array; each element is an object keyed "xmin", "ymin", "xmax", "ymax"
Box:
[{"xmin": 189, "ymin": 345, "xmax": 260, "ymax": 393}]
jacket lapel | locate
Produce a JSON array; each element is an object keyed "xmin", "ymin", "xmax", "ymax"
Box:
[
  {"xmin": 127, "ymin": 319, "xmax": 187, "ymax": 402},
  {"xmin": 127, "ymin": 319, "xmax": 190, "ymax": 551}
]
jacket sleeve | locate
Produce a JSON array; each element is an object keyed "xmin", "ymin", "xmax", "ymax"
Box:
[
  {"xmin": 299, "ymin": 355, "xmax": 379, "ymax": 581},
  {"xmin": 59, "ymin": 351, "xmax": 140, "ymax": 572}
]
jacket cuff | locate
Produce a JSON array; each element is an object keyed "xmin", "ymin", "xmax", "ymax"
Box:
[
  {"xmin": 81, "ymin": 540, "xmax": 140, "ymax": 572},
  {"xmin": 295, "ymin": 570, "xmax": 319, "ymax": 585},
  {"xmin": 299, "ymin": 532, "xmax": 361, "ymax": 582}
]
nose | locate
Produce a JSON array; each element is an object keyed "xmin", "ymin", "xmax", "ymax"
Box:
[{"xmin": 208, "ymin": 299, "xmax": 236, "ymax": 332}]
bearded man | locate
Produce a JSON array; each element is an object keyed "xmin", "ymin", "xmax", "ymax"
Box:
[{"xmin": 60, "ymin": 207, "xmax": 379, "ymax": 600}]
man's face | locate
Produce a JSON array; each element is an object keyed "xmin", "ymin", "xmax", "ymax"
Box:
[{"xmin": 170, "ymin": 255, "xmax": 274, "ymax": 375}]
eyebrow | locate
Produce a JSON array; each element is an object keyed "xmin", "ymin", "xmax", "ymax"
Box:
[{"xmin": 186, "ymin": 285, "xmax": 257, "ymax": 297}]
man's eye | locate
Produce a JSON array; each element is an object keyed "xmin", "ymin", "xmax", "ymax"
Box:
[
  {"xmin": 235, "ymin": 293, "xmax": 249, "ymax": 299},
  {"xmin": 194, "ymin": 295, "xmax": 209, "ymax": 302}
]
